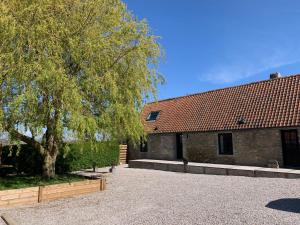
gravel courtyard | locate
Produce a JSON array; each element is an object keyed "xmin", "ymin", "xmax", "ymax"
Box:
[{"xmin": 1, "ymin": 166, "xmax": 300, "ymax": 225}]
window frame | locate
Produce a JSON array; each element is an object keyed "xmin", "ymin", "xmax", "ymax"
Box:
[
  {"xmin": 218, "ymin": 133, "xmax": 234, "ymax": 155},
  {"xmin": 146, "ymin": 111, "xmax": 160, "ymax": 121}
]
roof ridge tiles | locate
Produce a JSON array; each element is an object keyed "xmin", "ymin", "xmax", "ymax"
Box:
[{"xmin": 147, "ymin": 73, "xmax": 300, "ymax": 105}]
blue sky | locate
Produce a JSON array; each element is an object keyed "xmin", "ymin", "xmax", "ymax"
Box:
[{"xmin": 124, "ymin": 0, "xmax": 300, "ymax": 100}]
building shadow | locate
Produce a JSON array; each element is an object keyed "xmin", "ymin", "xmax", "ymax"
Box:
[{"xmin": 266, "ymin": 198, "xmax": 300, "ymax": 213}]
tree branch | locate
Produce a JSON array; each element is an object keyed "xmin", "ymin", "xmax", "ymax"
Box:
[
  {"xmin": 69, "ymin": 7, "xmax": 96, "ymax": 37},
  {"xmin": 9, "ymin": 129, "xmax": 45, "ymax": 155},
  {"xmin": 100, "ymin": 45, "xmax": 138, "ymax": 77}
]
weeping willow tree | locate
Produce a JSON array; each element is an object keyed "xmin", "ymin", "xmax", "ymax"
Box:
[{"xmin": 0, "ymin": 0, "xmax": 163, "ymax": 178}]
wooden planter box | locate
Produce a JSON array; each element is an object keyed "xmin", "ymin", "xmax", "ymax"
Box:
[{"xmin": 0, "ymin": 178, "xmax": 106, "ymax": 208}]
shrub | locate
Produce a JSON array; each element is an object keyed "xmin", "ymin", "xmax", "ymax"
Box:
[
  {"xmin": 1, "ymin": 141, "xmax": 120, "ymax": 175},
  {"xmin": 1, "ymin": 145, "xmax": 43, "ymax": 175},
  {"xmin": 55, "ymin": 141, "xmax": 120, "ymax": 173}
]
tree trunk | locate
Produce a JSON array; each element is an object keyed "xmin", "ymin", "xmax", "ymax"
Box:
[
  {"xmin": 43, "ymin": 130, "xmax": 59, "ymax": 178},
  {"xmin": 7, "ymin": 119, "xmax": 61, "ymax": 178},
  {"xmin": 0, "ymin": 143, "xmax": 2, "ymax": 166},
  {"xmin": 42, "ymin": 153, "xmax": 57, "ymax": 179}
]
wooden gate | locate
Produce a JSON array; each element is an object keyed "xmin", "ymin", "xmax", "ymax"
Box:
[{"xmin": 119, "ymin": 145, "xmax": 128, "ymax": 164}]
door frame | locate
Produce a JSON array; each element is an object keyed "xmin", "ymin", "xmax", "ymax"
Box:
[
  {"xmin": 176, "ymin": 133, "xmax": 183, "ymax": 160},
  {"xmin": 281, "ymin": 129, "xmax": 300, "ymax": 167}
]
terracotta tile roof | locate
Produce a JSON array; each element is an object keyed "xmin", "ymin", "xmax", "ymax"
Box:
[{"xmin": 143, "ymin": 74, "xmax": 300, "ymax": 134}]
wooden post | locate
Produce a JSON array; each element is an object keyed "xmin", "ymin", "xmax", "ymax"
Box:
[
  {"xmin": 100, "ymin": 178, "xmax": 106, "ymax": 191},
  {"xmin": 103, "ymin": 179, "xmax": 106, "ymax": 190},
  {"xmin": 99, "ymin": 179, "xmax": 102, "ymax": 191},
  {"xmin": 38, "ymin": 186, "xmax": 44, "ymax": 203}
]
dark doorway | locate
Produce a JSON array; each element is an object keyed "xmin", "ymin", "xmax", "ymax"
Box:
[
  {"xmin": 281, "ymin": 130, "xmax": 300, "ymax": 167},
  {"xmin": 176, "ymin": 133, "xmax": 183, "ymax": 159}
]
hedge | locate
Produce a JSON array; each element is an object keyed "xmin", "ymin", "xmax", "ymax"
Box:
[
  {"xmin": 1, "ymin": 141, "xmax": 120, "ymax": 176},
  {"xmin": 56, "ymin": 141, "xmax": 120, "ymax": 173},
  {"xmin": 1, "ymin": 145, "xmax": 43, "ymax": 176}
]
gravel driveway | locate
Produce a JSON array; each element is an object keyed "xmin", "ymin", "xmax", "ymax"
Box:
[{"xmin": 1, "ymin": 166, "xmax": 300, "ymax": 225}]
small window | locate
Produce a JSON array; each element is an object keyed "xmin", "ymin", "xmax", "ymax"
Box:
[
  {"xmin": 218, "ymin": 133, "xmax": 233, "ymax": 155},
  {"xmin": 140, "ymin": 138, "xmax": 148, "ymax": 152},
  {"xmin": 146, "ymin": 111, "xmax": 160, "ymax": 121}
]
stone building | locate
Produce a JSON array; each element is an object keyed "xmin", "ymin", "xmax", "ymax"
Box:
[{"xmin": 129, "ymin": 73, "xmax": 300, "ymax": 168}]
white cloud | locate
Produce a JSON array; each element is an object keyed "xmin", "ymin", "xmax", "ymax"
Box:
[
  {"xmin": 199, "ymin": 58, "xmax": 300, "ymax": 84},
  {"xmin": 198, "ymin": 44, "xmax": 300, "ymax": 84}
]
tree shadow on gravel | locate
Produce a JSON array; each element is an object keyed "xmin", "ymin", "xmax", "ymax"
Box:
[{"xmin": 266, "ymin": 198, "xmax": 300, "ymax": 213}]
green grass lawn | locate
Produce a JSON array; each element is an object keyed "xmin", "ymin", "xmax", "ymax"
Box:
[{"xmin": 0, "ymin": 174, "xmax": 86, "ymax": 191}]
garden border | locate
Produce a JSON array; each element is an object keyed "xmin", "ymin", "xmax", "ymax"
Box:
[
  {"xmin": 129, "ymin": 159, "xmax": 300, "ymax": 179},
  {"xmin": 0, "ymin": 178, "xmax": 106, "ymax": 208}
]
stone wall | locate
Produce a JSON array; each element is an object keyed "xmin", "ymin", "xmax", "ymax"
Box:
[
  {"xmin": 129, "ymin": 127, "xmax": 300, "ymax": 167},
  {"xmin": 184, "ymin": 128, "xmax": 300, "ymax": 167},
  {"xmin": 129, "ymin": 133, "xmax": 177, "ymax": 160}
]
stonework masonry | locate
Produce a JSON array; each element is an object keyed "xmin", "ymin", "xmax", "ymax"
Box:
[
  {"xmin": 129, "ymin": 127, "xmax": 300, "ymax": 167},
  {"xmin": 129, "ymin": 133, "xmax": 177, "ymax": 160}
]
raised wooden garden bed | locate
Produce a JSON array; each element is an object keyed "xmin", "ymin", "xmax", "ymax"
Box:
[{"xmin": 0, "ymin": 178, "xmax": 106, "ymax": 208}]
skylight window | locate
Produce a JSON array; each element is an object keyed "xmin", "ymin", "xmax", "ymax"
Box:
[{"xmin": 146, "ymin": 111, "xmax": 160, "ymax": 121}]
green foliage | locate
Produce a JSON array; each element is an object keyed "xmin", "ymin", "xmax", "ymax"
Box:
[
  {"xmin": 0, "ymin": 0, "xmax": 163, "ymax": 157},
  {"xmin": 0, "ymin": 174, "xmax": 85, "ymax": 190},
  {"xmin": 1, "ymin": 145, "xmax": 43, "ymax": 175},
  {"xmin": 1, "ymin": 142, "xmax": 120, "ymax": 175},
  {"xmin": 56, "ymin": 142, "xmax": 120, "ymax": 173}
]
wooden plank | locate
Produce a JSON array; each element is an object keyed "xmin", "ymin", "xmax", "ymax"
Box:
[
  {"xmin": 8, "ymin": 196, "xmax": 37, "ymax": 206},
  {"xmin": 119, "ymin": 144, "xmax": 128, "ymax": 164},
  {"xmin": 0, "ymin": 179, "xmax": 105, "ymax": 207},
  {"xmin": 1, "ymin": 214, "xmax": 19, "ymax": 225}
]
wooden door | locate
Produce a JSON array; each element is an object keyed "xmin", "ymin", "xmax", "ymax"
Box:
[
  {"xmin": 176, "ymin": 133, "xmax": 183, "ymax": 160},
  {"xmin": 281, "ymin": 130, "xmax": 300, "ymax": 167}
]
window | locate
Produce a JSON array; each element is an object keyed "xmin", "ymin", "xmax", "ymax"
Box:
[
  {"xmin": 146, "ymin": 111, "xmax": 160, "ymax": 121},
  {"xmin": 218, "ymin": 133, "xmax": 233, "ymax": 155},
  {"xmin": 140, "ymin": 138, "xmax": 148, "ymax": 152},
  {"xmin": 282, "ymin": 130, "xmax": 298, "ymax": 146}
]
